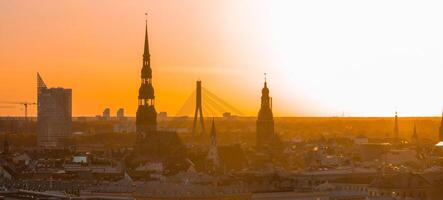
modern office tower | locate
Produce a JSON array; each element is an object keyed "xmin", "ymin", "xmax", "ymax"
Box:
[
  {"xmin": 103, "ymin": 108, "xmax": 110, "ymax": 120},
  {"xmin": 37, "ymin": 73, "xmax": 72, "ymax": 148}
]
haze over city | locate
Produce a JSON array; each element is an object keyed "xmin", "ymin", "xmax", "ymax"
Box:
[
  {"xmin": 4, "ymin": 1, "xmax": 443, "ymax": 200},
  {"xmin": 3, "ymin": 0, "xmax": 443, "ymax": 117}
]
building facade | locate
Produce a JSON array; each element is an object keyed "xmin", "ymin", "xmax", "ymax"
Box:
[{"xmin": 37, "ymin": 73, "xmax": 72, "ymax": 148}]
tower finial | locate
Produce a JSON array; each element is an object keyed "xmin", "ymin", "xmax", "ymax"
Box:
[
  {"xmin": 143, "ymin": 13, "xmax": 150, "ymax": 61},
  {"xmin": 264, "ymin": 73, "xmax": 267, "ymax": 83}
]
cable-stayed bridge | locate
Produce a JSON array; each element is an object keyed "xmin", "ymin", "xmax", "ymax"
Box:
[
  {"xmin": 176, "ymin": 81, "xmax": 244, "ymax": 118},
  {"xmin": 176, "ymin": 81, "xmax": 243, "ymax": 135}
]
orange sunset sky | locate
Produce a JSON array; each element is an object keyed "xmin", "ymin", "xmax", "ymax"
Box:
[{"xmin": 2, "ymin": 0, "xmax": 443, "ymax": 117}]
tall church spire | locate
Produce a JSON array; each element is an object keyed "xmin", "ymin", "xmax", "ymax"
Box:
[{"xmin": 136, "ymin": 14, "xmax": 157, "ymax": 139}]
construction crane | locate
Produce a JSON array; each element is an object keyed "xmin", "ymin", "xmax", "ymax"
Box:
[{"xmin": 0, "ymin": 101, "xmax": 36, "ymax": 121}]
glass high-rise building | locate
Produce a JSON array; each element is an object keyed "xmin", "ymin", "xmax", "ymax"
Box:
[{"xmin": 37, "ymin": 73, "xmax": 72, "ymax": 148}]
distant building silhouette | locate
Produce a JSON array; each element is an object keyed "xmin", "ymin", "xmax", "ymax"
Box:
[
  {"xmin": 37, "ymin": 73, "xmax": 72, "ymax": 148},
  {"xmin": 136, "ymin": 15, "xmax": 157, "ymax": 141},
  {"xmin": 256, "ymin": 76, "xmax": 275, "ymax": 149},
  {"xmin": 157, "ymin": 112, "xmax": 167, "ymax": 121},
  {"xmin": 102, "ymin": 108, "xmax": 110, "ymax": 120},
  {"xmin": 223, "ymin": 112, "xmax": 232, "ymax": 119},
  {"xmin": 116, "ymin": 108, "xmax": 125, "ymax": 120}
]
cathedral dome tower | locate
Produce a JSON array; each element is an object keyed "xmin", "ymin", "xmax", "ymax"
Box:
[{"xmin": 256, "ymin": 74, "xmax": 275, "ymax": 149}]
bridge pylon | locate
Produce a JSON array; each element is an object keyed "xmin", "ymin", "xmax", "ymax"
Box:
[{"xmin": 192, "ymin": 81, "xmax": 205, "ymax": 136}]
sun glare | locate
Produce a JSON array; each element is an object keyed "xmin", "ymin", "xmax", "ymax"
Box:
[{"xmin": 262, "ymin": 0, "xmax": 443, "ymax": 116}]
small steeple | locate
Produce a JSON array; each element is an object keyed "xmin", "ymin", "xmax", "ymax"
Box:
[
  {"xmin": 261, "ymin": 73, "xmax": 270, "ymax": 102},
  {"xmin": 208, "ymin": 118, "xmax": 219, "ymax": 170},
  {"xmin": 394, "ymin": 111, "xmax": 399, "ymax": 140}
]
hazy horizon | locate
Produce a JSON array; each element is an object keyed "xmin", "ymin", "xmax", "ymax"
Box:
[{"xmin": 2, "ymin": 0, "xmax": 443, "ymax": 117}]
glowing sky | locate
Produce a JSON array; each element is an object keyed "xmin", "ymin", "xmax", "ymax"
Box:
[{"xmin": 1, "ymin": 0, "xmax": 443, "ymax": 117}]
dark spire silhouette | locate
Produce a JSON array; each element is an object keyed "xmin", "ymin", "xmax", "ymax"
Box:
[
  {"xmin": 260, "ymin": 73, "xmax": 271, "ymax": 110},
  {"xmin": 257, "ymin": 73, "xmax": 274, "ymax": 148},
  {"xmin": 136, "ymin": 13, "xmax": 157, "ymax": 140},
  {"xmin": 394, "ymin": 111, "xmax": 399, "ymax": 140},
  {"xmin": 143, "ymin": 13, "xmax": 150, "ymax": 66},
  {"xmin": 207, "ymin": 118, "xmax": 219, "ymax": 169}
]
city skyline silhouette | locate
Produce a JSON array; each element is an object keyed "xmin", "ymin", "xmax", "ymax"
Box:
[{"xmin": 3, "ymin": 2, "xmax": 443, "ymax": 199}]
